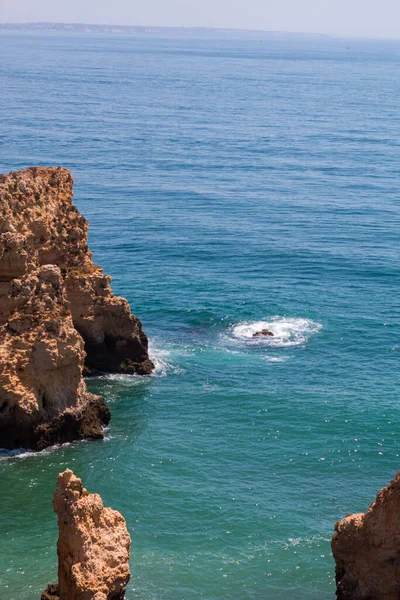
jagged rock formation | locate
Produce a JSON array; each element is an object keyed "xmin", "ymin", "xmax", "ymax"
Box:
[
  {"xmin": 0, "ymin": 167, "xmax": 153, "ymax": 375},
  {"xmin": 332, "ymin": 471, "xmax": 400, "ymax": 599},
  {"xmin": 0, "ymin": 264, "xmax": 110, "ymax": 449},
  {"xmin": 42, "ymin": 469, "xmax": 131, "ymax": 600},
  {"xmin": 0, "ymin": 167, "xmax": 152, "ymax": 449},
  {"xmin": 65, "ymin": 271, "xmax": 153, "ymax": 376}
]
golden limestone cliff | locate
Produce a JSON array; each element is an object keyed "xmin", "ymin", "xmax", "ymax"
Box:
[
  {"xmin": 0, "ymin": 167, "xmax": 153, "ymax": 449},
  {"xmin": 332, "ymin": 471, "xmax": 400, "ymax": 600},
  {"xmin": 0, "ymin": 264, "xmax": 110, "ymax": 449},
  {"xmin": 42, "ymin": 469, "xmax": 131, "ymax": 600}
]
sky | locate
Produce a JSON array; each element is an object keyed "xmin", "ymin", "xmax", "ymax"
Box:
[{"xmin": 2, "ymin": 0, "xmax": 400, "ymax": 39}]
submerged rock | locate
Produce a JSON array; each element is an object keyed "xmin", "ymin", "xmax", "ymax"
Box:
[
  {"xmin": 253, "ymin": 328, "xmax": 274, "ymax": 337},
  {"xmin": 332, "ymin": 471, "xmax": 400, "ymax": 599},
  {"xmin": 0, "ymin": 167, "xmax": 153, "ymax": 449},
  {"xmin": 43, "ymin": 469, "xmax": 131, "ymax": 600}
]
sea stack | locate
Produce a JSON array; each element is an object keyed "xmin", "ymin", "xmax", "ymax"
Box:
[
  {"xmin": 332, "ymin": 471, "xmax": 400, "ymax": 599},
  {"xmin": 0, "ymin": 167, "xmax": 153, "ymax": 449},
  {"xmin": 42, "ymin": 469, "xmax": 131, "ymax": 600}
]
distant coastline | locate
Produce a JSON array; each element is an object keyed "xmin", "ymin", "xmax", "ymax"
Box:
[{"xmin": 0, "ymin": 22, "xmax": 329, "ymax": 38}]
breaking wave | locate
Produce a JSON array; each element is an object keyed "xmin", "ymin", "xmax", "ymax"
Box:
[{"xmin": 227, "ymin": 317, "xmax": 322, "ymax": 348}]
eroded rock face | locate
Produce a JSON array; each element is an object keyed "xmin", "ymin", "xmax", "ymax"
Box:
[
  {"xmin": 0, "ymin": 265, "xmax": 110, "ymax": 449},
  {"xmin": 65, "ymin": 271, "xmax": 153, "ymax": 376},
  {"xmin": 332, "ymin": 471, "xmax": 400, "ymax": 599},
  {"xmin": 43, "ymin": 469, "xmax": 131, "ymax": 600},
  {"xmin": 0, "ymin": 167, "xmax": 153, "ymax": 375},
  {"xmin": 0, "ymin": 166, "xmax": 153, "ymax": 449}
]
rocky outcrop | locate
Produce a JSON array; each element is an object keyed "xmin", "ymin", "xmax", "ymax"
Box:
[
  {"xmin": 42, "ymin": 469, "xmax": 131, "ymax": 600},
  {"xmin": 0, "ymin": 167, "xmax": 153, "ymax": 448},
  {"xmin": 332, "ymin": 471, "xmax": 400, "ymax": 599},
  {"xmin": 65, "ymin": 271, "xmax": 153, "ymax": 376},
  {"xmin": 0, "ymin": 167, "xmax": 153, "ymax": 375},
  {"xmin": 0, "ymin": 264, "xmax": 110, "ymax": 449}
]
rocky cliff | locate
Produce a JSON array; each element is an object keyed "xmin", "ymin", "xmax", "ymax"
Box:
[
  {"xmin": 0, "ymin": 265, "xmax": 110, "ymax": 449},
  {"xmin": 332, "ymin": 471, "xmax": 400, "ymax": 599},
  {"xmin": 0, "ymin": 167, "xmax": 153, "ymax": 449},
  {"xmin": 42, "ymin": 469, "xmax": 131, "ymax": 600},
  {"xmin": 0, "ymin": 167, "xmax": 153, "ymax": 375}
]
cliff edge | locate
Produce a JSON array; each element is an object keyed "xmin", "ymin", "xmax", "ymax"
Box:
[
  {"xmin": 0, "ymin": 167, "xmax": 153, "ymax": 449},
  {"xmin": 332, "ymin": 471, "xmax": 400, "ymax": 599},
  {"xmin": 0, "ymin": 264, "xmax": 110, "ymax": 449},
  {"xmin": 0, "ymin": 167, "xmax": 153, "ymax": 375}
]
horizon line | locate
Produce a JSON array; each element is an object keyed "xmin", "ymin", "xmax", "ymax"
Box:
[{"xmin": 0, "ymin": 21, "xmax": 398, "ymax": 41}]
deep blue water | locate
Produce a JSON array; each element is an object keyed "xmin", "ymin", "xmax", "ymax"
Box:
[{"xmin": 0, "ymin": 31, "xmax": 400, "ymax": 600}]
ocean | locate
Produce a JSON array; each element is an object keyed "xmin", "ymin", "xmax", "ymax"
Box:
[{"xmin": 0, "ymin": 31, "xmax": 399, "ymax": 599}]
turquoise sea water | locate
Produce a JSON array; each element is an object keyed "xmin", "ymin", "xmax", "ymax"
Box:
[{"xmin": 1, "ymin": 31, "xmax": 400, "ymax": 599}]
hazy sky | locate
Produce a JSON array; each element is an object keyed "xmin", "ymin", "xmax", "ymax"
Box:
[{"xmin": 2, "ymin": 0, "xmax": 400, "ymax": 38}]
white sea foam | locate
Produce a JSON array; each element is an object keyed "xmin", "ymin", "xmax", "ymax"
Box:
[
  {"xmin": 149, "ymin": 344, "xmax": 171, "ymax": 377},
  {"xmin": 149, "ymin": 341, "xmax": 188, "ymax": 376},
  {"xmin": 0, "ymin": 448, "xmax": 34, "ymax": 460},
  {"xmin": 0, "ymin": 441, "xmax": 74, "ymax": 461},
  {"xmin": 280, "ymin": 534, "xmax": 330, "ymax": 549},
  {"xmin": 227, "ymin": 317, "xmax": 322, "ymax": 348},
  {"xmin": 0, "ymin": 428, "xmax": 113, "ymax": 462},
  {"xmin": 92, "ymin": 341, "xmax": 183, "ymax": 382}
]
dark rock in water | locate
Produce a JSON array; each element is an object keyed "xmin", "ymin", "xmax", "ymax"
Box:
[
  {"xmin": 41, "ymin": 584, "xmax": 59, "ymax": 600},
  {"xmin": 32, "ymin": 396, "xmax": 111, "ymax": 451},
  {"xmin": 253, "ymin": 329, "xmax": 274, "ymax": 337},
  {"xmin": 332, "ymin": 471, "xmax": 400, "ymax": 600}
]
